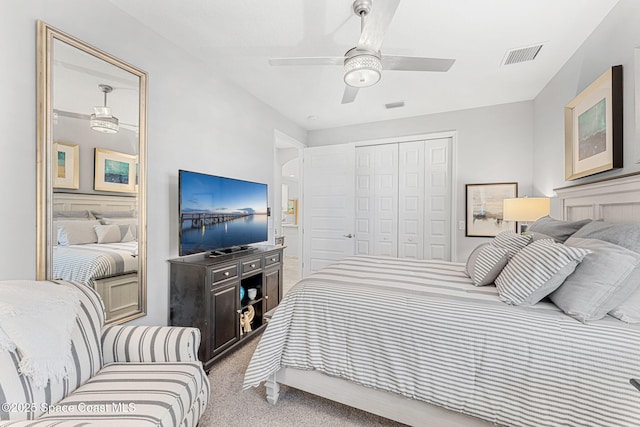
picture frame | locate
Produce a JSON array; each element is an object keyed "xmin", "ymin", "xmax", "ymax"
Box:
[
  {"xmin": 466, "ymin": 182, "xmax": 518, "ymax": 237},
  {"xmin": 94, "ymin": 148, "xmax": 138, "ymax": 193},
  {"xmin": 52, "ymin": 142, "xmax": 79, "ymax": 189},
  {"xmin": 564, "ymin": 65, "xmax": 623, "ymax": 180}
]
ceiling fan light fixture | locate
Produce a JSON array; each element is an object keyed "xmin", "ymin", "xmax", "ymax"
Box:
[
  {"xmin": 344, "ymin": 54, "xmax": 381, "ymax": 88},
  {"xmin": 90, "ymin": 84, "xmax": 119, "ymax": 134}
]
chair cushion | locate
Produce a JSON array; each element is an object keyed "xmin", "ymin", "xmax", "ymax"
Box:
[
  {"xmin": 0, "ymin": 281, "xmax": 104, "ymax": 421},
  {"xmin": 37, "ymin": 362, "xmax": 207, "ymax": 426}
]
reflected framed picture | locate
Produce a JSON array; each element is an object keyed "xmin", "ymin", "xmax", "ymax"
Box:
[
  {"xmin": 94, "ymin": 148, "xmax": 138, "ymax": 193},
  {"xmin": 565, "ymin": 65, "xmax": 623, "ymax": 180},
  {"xmin": 466, "ymin": 182, "xmax": 517, "ymax": 237},
  {"xmin": 52, "ymin": 142, "xmax": 79, "ymax": 189}
]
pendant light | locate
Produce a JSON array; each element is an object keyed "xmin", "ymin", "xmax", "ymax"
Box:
[{"xmin": 90, "ymin": 84, "xmax": 119, "ymax": 134}]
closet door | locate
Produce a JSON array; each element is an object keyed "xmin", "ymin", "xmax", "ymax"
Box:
[
  {"xmin": 355, "ymin": 144, "xmax": 398, "ymax": 257},
  {"xmin": 398, "ymin": 141, "xmax": 425, "ymax": 259},
  {"xmin": 424, "ymin": 138, "xmax": 452, "ymax": 261}
]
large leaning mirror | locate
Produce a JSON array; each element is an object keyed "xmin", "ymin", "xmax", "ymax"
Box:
[{"xmin": 37, "ymin": 21, "xmax": 147, "ymax": 323}]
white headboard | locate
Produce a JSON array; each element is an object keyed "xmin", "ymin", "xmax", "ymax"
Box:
[
  {"xmin": 555, "ymin": 172, "xmax": 640, "ymax": 223},
  {"xmin": 53, "ymin": 193, "xmax": 138, "ymax": 213}
]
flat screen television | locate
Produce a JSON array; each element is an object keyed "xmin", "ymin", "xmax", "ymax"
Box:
[{"xmin": 179, "ymin": 170, "xmax": 268, "ymax": 256}]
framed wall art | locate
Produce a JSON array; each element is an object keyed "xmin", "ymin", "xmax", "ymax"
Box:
[
  {"xmin": 94, "ymin": 148, "xmax": 138, "ymax": 193},
  {"xmin": 466, "ymin": 182, "xmax": 518, "ymax": 237},
  {"xmin": 564, "ymin": 65, "xmax": 623, "ymax": 180},
  {"xmin": 52, "ymin": 142, "xmax": 79, "ymax": 189}
]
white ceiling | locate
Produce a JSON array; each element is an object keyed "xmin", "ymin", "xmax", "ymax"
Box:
[{"xmin": 109, "ymin": 0, "xmax": 620, "ymax": 131}]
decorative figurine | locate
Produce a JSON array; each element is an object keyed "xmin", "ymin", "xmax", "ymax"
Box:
[{"xmin": 241, "ymin": 305, "xmax": 255, "ymax": 333}]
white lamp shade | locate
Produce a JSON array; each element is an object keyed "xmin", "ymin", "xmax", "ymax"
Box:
[{"xmin": 503, "ymin": 197, "xmax": 550, "ymax": 222}]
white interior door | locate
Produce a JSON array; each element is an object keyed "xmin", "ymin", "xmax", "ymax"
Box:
[
  {"xmin": 355, "ymin": 146, "xmax": 375, "ymax": 255},
  {"xmin": 424, "ymin": 138, "xmax": 452, "ymax": 260},
  {"xmin": 398, "ymin": 141, "xmax": 425, "ymax": 259},
  {"xmin": 302, "ymin": 144, "xmax": 356, "ymax": 276},
  {"xmin": 373, "ymin": 144, "xmax": 398, "ymax": 257}
]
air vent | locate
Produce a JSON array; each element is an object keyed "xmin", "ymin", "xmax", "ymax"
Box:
[
  {"xmin": 502, "ymin": 44, "xmax": 543, "ymax": 66},
  {"xmin": 385, "ymin": 101, "xmax": 405, "ymax": 109}
]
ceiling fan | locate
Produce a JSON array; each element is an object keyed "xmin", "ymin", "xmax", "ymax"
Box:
[{"xmin": 269, "ymin": 0, "xmax": 456, "ymax": 104}]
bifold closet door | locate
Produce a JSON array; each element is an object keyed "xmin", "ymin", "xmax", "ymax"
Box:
[
  {"xmin": 355, "ymin": 138, "xmax": 452, "ymax": 261},
  {"xmin": 355, "ymin": 144, "xmax": 398, "ymax": 257},
  {"xmin": 398, "ymin": 141, "xmax": 425, "ymax": 259},
  {"xmin": 424, "ymin": 138, "xmax": 452, "ymax": 260}
]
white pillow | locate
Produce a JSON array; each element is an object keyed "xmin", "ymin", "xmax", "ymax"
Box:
[
  {"xmin": 56, "ymin": 220, "xmax": 101, "ymax": 246},
  {"xmin": 94, "ymin": 224, "xmax": 135, "ymax": 244},
  {"xmin": 495, "ymin": 239, "xmax": 590, "ymax": 306}
]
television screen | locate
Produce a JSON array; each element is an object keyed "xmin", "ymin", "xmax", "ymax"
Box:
[{"xmin": 179, "ymin": 170, "xmax": 268, "ymax": 256}]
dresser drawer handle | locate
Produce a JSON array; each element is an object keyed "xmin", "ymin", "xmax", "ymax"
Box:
[
  {"xmin": 250, "ymin": 263, "xmax": 256, "ymax": 268},
  {"xmin": 265, "ymin": 295, "xmax": 269, "ymax": 299},
  {"xmin": 271, "ymin": 257, "xmax": 277, "ymax": 262},
  {"xmin": 224, "ymin": 272, "xmax": 230, "ymax": 276}
]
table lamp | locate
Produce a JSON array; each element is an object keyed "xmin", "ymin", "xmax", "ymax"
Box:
[{"xmin": 503, "ymin": 197, "xmax": 551, "ymax": 234}]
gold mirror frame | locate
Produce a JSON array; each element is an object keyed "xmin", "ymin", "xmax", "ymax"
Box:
[{"xmin": 36, "ymin": 21, "xmax": 147, "ymax": 323}]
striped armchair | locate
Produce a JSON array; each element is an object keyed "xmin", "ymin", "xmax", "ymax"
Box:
[{"xmin": 0, "ymin": 281, "xmax": 210, "ymax": 426}]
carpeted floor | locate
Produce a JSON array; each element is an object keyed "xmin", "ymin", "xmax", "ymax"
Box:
[{"xmin": 199, "ymin": 333, "xmax": 406, "ymax": 427}]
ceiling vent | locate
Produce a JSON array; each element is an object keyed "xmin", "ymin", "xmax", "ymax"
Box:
[
  {"xmin": 385, "ymin": 101, "xmax": 405, "ymax": 109},
  {"xmin": 502, "ymin": 44, "xmax": 543, "ymax": 66}
]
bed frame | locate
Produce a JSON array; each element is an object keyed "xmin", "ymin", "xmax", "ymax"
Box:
[
  {"xmin": 264, "ymin": 172, "xmax": 640, "ymax": 426},
  {"xmin": 54, "ymin": 193, "xmax": 140, "ymax": 322}
]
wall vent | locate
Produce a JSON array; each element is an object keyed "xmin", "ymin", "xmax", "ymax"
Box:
[
  {"xmin": 385, "ymin": 101, "xmax": 405, "ymax": 109},
  {"xmin": 502, "ymin": 44, "xmax": 543, "ymax": 66}
]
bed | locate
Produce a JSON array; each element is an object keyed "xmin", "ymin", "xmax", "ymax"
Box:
[
  {"xmin": 243, "ymin": 173, "xmax": 640, "ymax": 427},
  {"xmin": 52, "ymin": 193, "xmax": 140, "ymax": 322}
]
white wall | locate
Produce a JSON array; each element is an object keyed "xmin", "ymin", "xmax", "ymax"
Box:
[
  {"xmin": 533, "ymin": 0, "xmax": 640, "ymax": 216},
  {"xmin": 0, "ymin": 0, "xmax": 306, "ymax": 325},
  {"xmin": 307, "ymin": 101, "xmax": 534, "ymax": 261}
]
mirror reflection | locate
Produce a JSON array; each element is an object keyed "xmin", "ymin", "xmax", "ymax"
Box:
[{"xmin": 38, "ymin": 22, "xmax": 147, "ymax": 323}]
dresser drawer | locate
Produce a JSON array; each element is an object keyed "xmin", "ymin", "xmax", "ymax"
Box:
[
  {"xmin": 264, "ymin": 252, "xmax": 280, "ymax": 266},
  {"xmin": 212, "ymin": 264, "xmax": 238, "ymax": 284},
  {"xmin": 242, "ymin": 259, "xmax": 262, "ymax": 275}
]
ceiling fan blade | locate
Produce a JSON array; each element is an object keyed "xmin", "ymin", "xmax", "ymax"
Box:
[
  {"xmin": 381, "ymin": 55, "xmax": 455, "ymax": 72},
  {"xmin": 269, "ymin": 57, "xmax": 345, "ymax": 66},
  {"xmin": 341, "ymin": 86, "xmax": 359, "ymax": 104},
  {"xmin": 357, "ymin": 0, "xmax": 400, "ymax": 52}
]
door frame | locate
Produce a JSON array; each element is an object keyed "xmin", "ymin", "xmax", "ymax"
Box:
[
  {"xmin": 352, "ymin": 131, "xmax": 458, "ymax": 262},
  {"xmin": 273, "ymin": 129, "xmax": 305, "ymax": 275}
]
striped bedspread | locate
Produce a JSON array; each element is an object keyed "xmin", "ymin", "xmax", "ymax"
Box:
[
  {"xmin": 53, "ymin": 241, "xmax": 138, "ymax": 286},
  {"xmin": 243, "ymin": 256, "xmax": 640, "ymax": 427}
]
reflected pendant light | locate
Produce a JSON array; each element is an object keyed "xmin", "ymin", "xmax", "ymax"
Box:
[{"xmin": 90, "ymin": 84, "xmax": 119, "ymax": 134}]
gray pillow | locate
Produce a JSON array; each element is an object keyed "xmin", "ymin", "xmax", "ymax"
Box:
[
  {"xmin": 56, "ymin": 220, "xmax": 101, "ymax": 245},
  {"xmin": 495, "ymin": 239, "xmax": 590, "ymax": 306},
  {"xmin": 571, "ymin": 220, "xmax": 640, "ymax": 253},
  {"xmin": 53, "ymin": 210, "xmax": 91, "ymax": 220},
  {"xmin": 466, "ymin": 243, "xmax": 510, "ymax": 286},
  {"xmin": 571, "ymin": 221, "xmax": 640, "ymax": 323},
  {"xmin": 551, "ymin": 237, "xmax": 640, "ymax": 323},
  {"xmin": 94, "ymin": 224, "xmax": 135, "ymax": 244},
  {"xmin": 527, "ymin": 216, "xmax": 591, "ymax": 243},
  {"xmin": 101, "ymin": 217, "xmax": 138, "ymax": 239},
  {"xmin": 91, "ymin": 210, "xmax": 136, "ymax": 219}
]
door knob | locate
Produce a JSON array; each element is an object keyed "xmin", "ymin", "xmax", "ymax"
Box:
[{"xmin": 343, "ymin": 234, "xmax": 354, "ymax": 238}]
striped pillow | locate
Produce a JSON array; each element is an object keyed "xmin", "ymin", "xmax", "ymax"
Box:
[
  {"xmin": 466, "ymin": 243, "xmax": 510, "ymax": 286},
  {"xmin": 465, "ymin": 231, "xmax": 532, "ymax": 286},
  {"xmin": 495, "ymin": 239, "xmax": 591, "ymax": 306},
  {"xmin": 492, "ymin": 231, "xmax": 532, "ymax": 257}
]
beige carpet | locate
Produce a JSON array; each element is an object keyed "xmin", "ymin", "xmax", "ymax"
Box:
[{"xmin": 199, "ymin": 334, "xmax": 405, "ymax": 427}]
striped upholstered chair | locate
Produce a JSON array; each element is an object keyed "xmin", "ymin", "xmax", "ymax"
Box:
[{"xmin": 0, "ymin": 280, "xmax": 210, "ymax": 426}]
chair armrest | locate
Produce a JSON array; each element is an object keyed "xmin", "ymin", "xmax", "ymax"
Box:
[{"xmin": 101, "ymin": 325, "xmax": 201, "ymax": 364}]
